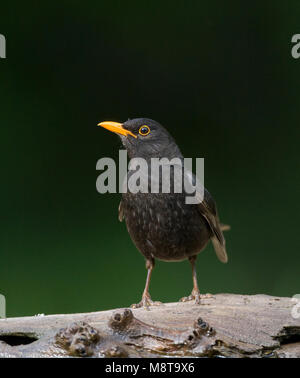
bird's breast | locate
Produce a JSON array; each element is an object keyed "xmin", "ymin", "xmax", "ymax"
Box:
[{"xmin": 122, "ymin": 192, "xmax": 211, "ymax": 261}]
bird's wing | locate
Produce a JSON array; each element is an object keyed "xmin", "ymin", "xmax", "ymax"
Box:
[
  {"xmin": 184, "ymin": 169, "xmax": 229, "ymax": 263},
  {"xmin": 118, "ymin": 200, "xmax": 124, "ymax": 222}
]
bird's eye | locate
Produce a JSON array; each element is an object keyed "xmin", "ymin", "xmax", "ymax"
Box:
[{"xmin": 139, "ymin": 125, "xmax": 150, "ymax": 136}]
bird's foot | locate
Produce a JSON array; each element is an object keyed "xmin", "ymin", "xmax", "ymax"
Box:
[
  {"xmin": 130, "ymin": 293, "xmax": 162, "ymax": 310},
  {"xmin": 179, "ymin": 289, "xmax": 214, "ymax": 305}
]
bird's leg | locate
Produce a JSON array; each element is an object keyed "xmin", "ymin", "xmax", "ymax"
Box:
[
  {"xmin": 180, "ymin": 255, "xmax": 213, "ymax": 304},
  {"xmin": 131, "ymin": 258, "xmax": 162, "ymax": 309}
]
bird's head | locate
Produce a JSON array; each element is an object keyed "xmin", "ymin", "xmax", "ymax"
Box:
[{"xmin": 98, "ymin": 118, "xmax": 183, "ymax": 159}]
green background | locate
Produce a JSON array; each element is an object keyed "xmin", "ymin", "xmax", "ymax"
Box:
[{"xmin": 1, "ymin": 1, "xmax": 299, "ymax": 317}]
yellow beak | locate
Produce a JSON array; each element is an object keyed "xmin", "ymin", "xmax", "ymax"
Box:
[{"xmin": 97, "ymin": 121, "xmax": 137, "ymax": 138}]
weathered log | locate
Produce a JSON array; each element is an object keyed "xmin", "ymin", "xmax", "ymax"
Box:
[{"xmin": 0, "ymin": 294, "xmax": 299, "ymax": 358}]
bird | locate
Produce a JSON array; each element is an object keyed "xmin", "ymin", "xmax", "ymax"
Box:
[{"xmin": 98, "ymin": 118, "xmax": 229, "ymax": 308}]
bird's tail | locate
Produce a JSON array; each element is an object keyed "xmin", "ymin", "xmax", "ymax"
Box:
[
  {"xmin": 211, "ymin": 236, "xmax": 228, "ymax": 263},
  {"xmin": 211, "ymin": 223, "xmax": 230, "ymax": 264}
]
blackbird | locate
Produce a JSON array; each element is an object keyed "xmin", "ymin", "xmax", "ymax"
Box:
[{"xmin": 98, "ymin": 118, "xmax": 229, "ymax": 308}]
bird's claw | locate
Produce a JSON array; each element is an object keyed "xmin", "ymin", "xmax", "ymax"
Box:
[
  {"xmin": 131, "ymin": 293, "xmax": 162, "ymax": 310},
  {"xmin": 179, "ymin": 290, "xmax": 214, "ymax": 305},
  {"xmin": 180, "ymin": 294, "xmax": 201, "ymax": 304}
]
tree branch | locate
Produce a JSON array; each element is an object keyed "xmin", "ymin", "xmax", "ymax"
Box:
[{"xmin": 0, "ymin": 294, "xmax": 299, "ymax": 357}]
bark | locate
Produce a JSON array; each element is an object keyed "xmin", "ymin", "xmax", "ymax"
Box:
[{"xmin": 0, "ymin": 293, "xmax": 299, "ymax": 358}]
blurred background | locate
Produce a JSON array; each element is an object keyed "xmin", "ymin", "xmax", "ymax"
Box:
[{"xmin": 0, "ymin": 1, "xmax": 299, "ymax": 317}]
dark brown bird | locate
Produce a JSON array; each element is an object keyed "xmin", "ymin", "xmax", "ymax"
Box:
[{"xmin": 98, "ymin": 118, "xmax": 229, "ymax": 308}]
